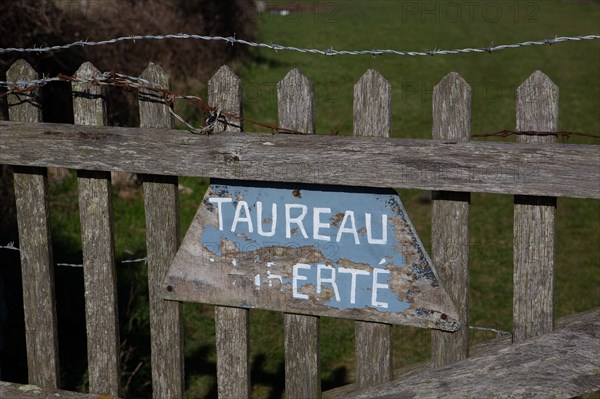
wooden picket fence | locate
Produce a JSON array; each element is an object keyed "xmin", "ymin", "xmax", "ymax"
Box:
[{"xmin": 0, "ymin": 59, "xmax": 598, "ymax": 399}]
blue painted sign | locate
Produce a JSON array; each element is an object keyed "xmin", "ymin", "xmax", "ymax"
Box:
[{"xmin": 164, "ymin": 180, "xmax": 460, "ymax": 331}]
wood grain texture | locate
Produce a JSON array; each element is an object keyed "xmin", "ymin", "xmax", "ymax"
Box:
[
  {"xmin": 278, "ymin": 68, "xmax": 315, "ymax": 134},
  {"xmin": 208, "ymin": 65, "xmax": 251, "ymax": 399},
  {"xmin": 353, "ymin": 69, "xmax": 392, "ymax": 137},
  {"xmin": 8, "ymin": 60, "xmax": 60, "ymax": 389},
  {"xmin": 324, "ymin": 310, "xmax": 589, "ymax": 398},
  {"xmin": 208, "ymin": 65, "xmax": 243, "ymax": 133},
  {"xmin": 1, "ymin": 121, "xmax": 598, "ymax": 199},
  {"xmin": 353, "ymin": 69, "xmax": 393, "ymax": 388},
  {"xmin": 278, "ymin": 68, "xmax": 321, "ymax": 399},
  {"xmin": 0, "ymin": 381, "xmax": 122, "ymax": 399},
  {"xmin": 215, "ymin": 306, "xmax": 250, "ymax": 398},
  {"xmin": 284, "ymin": 313, "xmax": 320, "ymax": 398},
  {"xmin": 325, "ymin": 308, "xmax": 600, "ymax": 399},
  {"xmin": 72, "ymin": 62, "xmax": 121, "ymax": 397},
  {"xmin": 7, "ymin": 60, "xmax": 42, "ymax": 123},
  {"xmin": 139, "ymin": 63, "xmax": 185, "ymax": 399},
  {"xmin": 513, "ymin": 71, "xmax": 558, "ymax": 343},
  {"xmin": 431, "ymin": 72, "xmax": 471, "ymax": 367}
]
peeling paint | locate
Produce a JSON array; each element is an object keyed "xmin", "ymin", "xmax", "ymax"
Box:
[{"xmin": 164, "ymin": 180, "xmax": 461, "ymax": 331}]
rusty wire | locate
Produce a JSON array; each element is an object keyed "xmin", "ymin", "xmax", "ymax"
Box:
[
  {"xmin": 0, "ymin": 71, "xmax": 309, "ymax": 135},
  {"xmin": 1, "ymin": 72, "xmax": 598, "ymax": 140}
]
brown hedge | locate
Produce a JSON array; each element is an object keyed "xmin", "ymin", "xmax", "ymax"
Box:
[{"xmin": 1, "ymin": 0, "xmax": 257, "ymax": 125}]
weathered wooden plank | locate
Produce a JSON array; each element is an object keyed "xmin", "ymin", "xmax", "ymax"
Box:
[
  {"xmin": 208, "ymin": 65, "xmax": 244, "ymax": 133},
  {"xmin": 7, "ymin": 60, "xmax": 60, "ymax": 389},
  {"xmin": 7, "ymin": 61, "xmax": 42, "ymax": 123},
  {"xmin": 165, "ymin": 180, "xmax": 460, "ymax": 330},
  {"xmin": 513, "ymin": 71, "xmax": 558, "ymax": 343},
  {"xmin": 1, "ymin": 121, "xmax": 599, "ymax": 199},
  {"xmin": 324, "ymin": 308, "xmax": 600, "ymax": 399},
  {"xmin": 138, "ymin": 63, "xmax": 185, "ymax": 399},
  {"xmin": 208, "ymin": 65, "xmax": 251, "ymax": 399},
  {"xmin": 278, "ymin": 68, "xmax": 321, "ymax": 399},
  {"xmin": 431, "ymin": 72, "xmax": 471, "ymax": 367},
  {"xmin": 353, "ymin": 69, "xmax": 392, "ymax": 137},
  {"xmin": 278, "ymin": 68, "xmax": 315, "ymax": 134},
  {"xmin": 0, "ymin": 381, "xmax": 122, "ymax": 399},
  {"xmin": 72, "ymin": 62, "xmax": 121, "ymax": 397},
  {"xmin": 353, "ymin": 69, "xmax": 393, "ymax": 388},
  {"xmin": 283, "ymin": 313, "xmax": 320, "ymax": 397}
]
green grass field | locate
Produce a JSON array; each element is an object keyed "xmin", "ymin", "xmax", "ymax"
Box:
[{"xmin": 44, "ymin": 1, "xmax": 599, "ymax": 397}]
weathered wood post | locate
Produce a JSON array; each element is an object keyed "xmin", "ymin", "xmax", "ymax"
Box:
[
  {"xmin": 72, "ymin": 62, "xmax": 121, "ymax": 397},
  {"xmin": 139, "ymin": 63, "xmax": 185, "ymax": 399},
  {"xmin": 431, "ymin": 72, "xmax": 472, "ymax": 366},
  {"xmin": 209, "ymin": 65, "xmax": 252, "ymax": 399},
  {"xmin": 513, "ymin": 71, "xmax": 558, "ymax": 342},
  {"xmin": 278, "ymin": 68, "xmax": 321, "ymax": 398},
  {"xmin": 8, "ymin": 59, "xmax": 60, "ymax": 389},
  {"xmin": 353, "ymin": 69, "xmax": 393, "ymax": 386}
]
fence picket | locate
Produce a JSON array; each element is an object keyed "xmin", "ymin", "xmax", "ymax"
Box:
[
  {"xmin": 513, "ymin": 71, "xmax": 558, "ymax": 342},
  {"xmin": 3, "ymin": 124, "xmax": 597, "ymax": 198},
  {"xmin": 72, "ymin": 62, "xmax": 121, "ymax": 397},
  {"xmin": 138, "ymin": 63, "xmax": 185, "ymax": 399},
  {"xmin": 7, "ymin": 59, "xmax": 60, "ymax": 389},
  {"xmin": 430, "ymin": 72, "xmax": 472, "ymax": 367},
  {"xmin": 209, "ymin": 65, "xmax": 251, "ymax": 399},
  {"xmin": 3, "ymin": 59, "xmax": 598, "ymax": 398},
  {"xmin": 278, "ymin": 68, "xmax": 321, "ymax": 398},
  {"xmin": 353, "ymin": 69, "xmax": 393, "ymax": 387}
]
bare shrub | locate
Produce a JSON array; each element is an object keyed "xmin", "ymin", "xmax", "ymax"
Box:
[{"xmin": 1, "ymin": 0, "xmax": 257, "ymax": 125}]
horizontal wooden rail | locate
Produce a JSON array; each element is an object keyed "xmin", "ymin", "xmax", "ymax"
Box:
[
  {"xmin": 327, "ymin": 308, "xmax": 600, "ymax": 399},
  {"xmin": 0, "ymin": 382, "xmax": 121, "ymax": 399},
  {"xmin": 1, "ymin": 121, "xmax": 599, "ymax": 199}
]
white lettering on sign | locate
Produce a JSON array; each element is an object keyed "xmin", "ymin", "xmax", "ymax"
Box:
[
  {"xmin": 313, "ymin": 207, "xmax": 331, "ymax": 241},
  {"xmin": 257, "ymin": 202, "xmax": 277, "ymax": 237},
  {"xmin": 210, "ymin": 199, "xmax": 388, "ymax": 245},
  {"xmin": 316, "ymin": 264, "xmax": 340, "ymax": 301},
  {"xmin": 371, "ymin": 268, "xmax": 390, "ymax": 309},
  {"xmin": 208, "ymin": 197, "xmax": 233, "ymax": 230},
  {"xmin": 267, "ymin": 270, "xmax": 283, "ymax": 287},
  {"xmin": 336, "ymin": 211, "xmax": 359, "ymax": 244},
  {"xmin": 232, "ymin": 201, "xmax": 253, "ymax": 233},
  {"xmin": 293, "ymin": 263, "xmax": 310, "ymax": 299},
  {"xmin": 285, "ymin": 204, "xmax": 309, "ymax": 239},
  {"xmin": 366, "ymin": 213, "xmax": 388, "ymax": 245},
  {"xmin": 292, "ymin": 263, "xmax": 390, "ymax": 308},
  {"xmin": 338, "ymin": 267, "xmax": 370, "ymax": 304}
]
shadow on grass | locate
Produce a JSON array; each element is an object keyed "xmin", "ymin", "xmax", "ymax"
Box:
[
  {"xmin": 2, "ymin": 218, "xmax": 351, "ymax": 397},
  {"xmin": 251, "ymin": 353, "xmax": 285, "ymax": 399},
  {"xmin": 250, "ymin": 54, "xmax": 291, "ymax": 70},
  {"xmin": 249, "ymin": 353, "xmax": 348, "ymax": 398},
  {"xmin": 0, "ymin": 231, "xmax": 89, "ymax": 390},
  {"xmin": 185, "ymin": 344, "xmax": 218, "ymax": 398},
  {"xmin": 0, "ymin": 247, "xmax": 26, "ymax": 384},
  {"xmin": 322, "ymin": 366, "xmax": 349, "ymax": 392},
  {"xmin": 55, "ymin": 259, "xmax": 87, "ymax": 392}
]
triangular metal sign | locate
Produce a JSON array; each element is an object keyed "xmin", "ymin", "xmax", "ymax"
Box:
[{"xmin": 163, "ymin": 180, "xmax": 460, "ymax": 332}]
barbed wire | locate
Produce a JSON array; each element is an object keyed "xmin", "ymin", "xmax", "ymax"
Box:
[
  {"xmin": 0, "ymin": 242, "xmax": 513, "ymax": 336},
  {"xmin": 1, "ymin": 71, "xmax": 599, "ymax": 140},
  {"xmin": 0, "ymin": 33, "xmax": 599, "ymax": 57},
  {"xmin": 0, "ymin": 242, "xmax": 147, "ymax": 267},
  {"xmin": 469, "ymin": 325, "xmax": 512, "ymax": 338},
  {"xmin": 0, "ymin": 70, "xmax": 304, "ymax": 135}
]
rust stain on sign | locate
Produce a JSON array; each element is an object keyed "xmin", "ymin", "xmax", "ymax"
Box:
[{"xmin": 163, "ymin": 180, "xmax": 460, "ymax": 331}]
